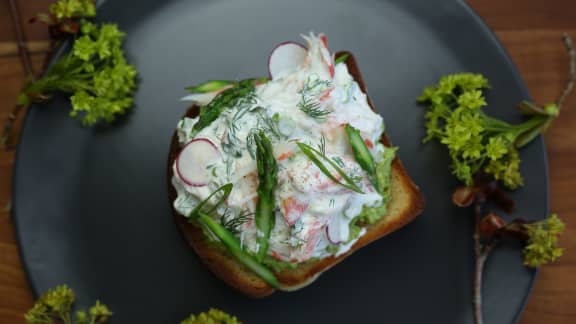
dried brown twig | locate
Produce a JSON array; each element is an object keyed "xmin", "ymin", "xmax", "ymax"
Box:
[
  {"xmin": 557, "ymin": 33, "xmax": 575, "ymax": 109},
  {"xmin": 8, "ymin": 0, "xmax": 35, "ymax": 79},
  {"xmin": 2, "ymin": 0, "xmax": 36, "ymax": 150},
  {"xmin": 472, "ymin": 194, "xmax": 499, "ymax": 324},
  {"xmin": 470, "ymin": 33, "xmax": 575, "ymax": 324}
]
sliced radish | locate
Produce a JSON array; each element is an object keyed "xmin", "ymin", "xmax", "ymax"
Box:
[
  {"xmin": 268, "ymin": 41, "xmax": 307, "ymax": 80},
  {"xmin": 176, "ymin": 138, "xmax": 220, "ymax": 187},
  {"xmin": 326, "ymin": 214, "xmax": 349, "ymax": 244}
]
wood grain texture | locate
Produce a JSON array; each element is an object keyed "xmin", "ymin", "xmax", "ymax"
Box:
[{"xmin": 0, "ymin": 0, "xmax": 574, "ymax": 323}]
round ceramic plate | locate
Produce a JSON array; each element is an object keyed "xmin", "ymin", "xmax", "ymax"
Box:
[{"xmin": 13, "ymin": 0, "xmax": 548, "ymax": 323}]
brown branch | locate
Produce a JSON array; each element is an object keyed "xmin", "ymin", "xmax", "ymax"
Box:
[
  {"xmin": 8, "ymin": 0, "xmax": 35, "ymax": 80},
  {"xmin": 557, "ymin": 33, "xmax": 575, "ymax": 109},
  {"xmin": 1, "ymin": 103, "xmax": 26, "ymax": 149},
  {"xmin": 3, "ymin": 0, "xmax": 36, "ymax": 150},
  {"xmin": 473, "ymin": 197, "xmax": 485, "ymax": 324}
]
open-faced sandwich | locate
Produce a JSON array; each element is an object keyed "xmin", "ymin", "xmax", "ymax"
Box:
[{"xmin": 168, "ymin": 33, "xmax": 424, "ymax": 297}]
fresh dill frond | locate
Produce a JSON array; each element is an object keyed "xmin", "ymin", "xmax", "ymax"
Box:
[
  {"xmin": 298, "ymin": 96, "xmax": 331, "ymax": 119},
  {"xmin": 331, "ymin": 156, "xmax": 345, "ymax": 168},
  {"xmin": 318, "ymin": 135, "xmax": 327, "ymax": 155},
  {"xmin": 297, "ymin": 76, "xmax": 333, "ymax": 120},
  {"xmin": 220, "ymin": 208, "xmax": 253, "ymax": 235},
  {"xmin": 221, "ymin": 99, "xmax": 259, "ymax": 157},
  {"xmin": 245, "ymin": 110, "xmax": 284, "ymax": 160}
]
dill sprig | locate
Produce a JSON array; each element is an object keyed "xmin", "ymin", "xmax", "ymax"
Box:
[
  {"xmin": 297, "ymin": 76, "xmax": 332, "ymax": 120},
  {"xmin": 220, "ymin": 208, "xmax": 253, "ymax": 235},
  {"xmin": 318, "ymin": 134, "xmax": 327, "ymax": 155},
  {"xmin": 298, "ymin": 96, "xmax": 331, "ymax": 119},
  {"xmin": 222, "ymin": 102, "xmax": 257, "ymax": 157},
  {"xmin": 245, "ymin": 111, "xmax": 283, "ymax": 160}
]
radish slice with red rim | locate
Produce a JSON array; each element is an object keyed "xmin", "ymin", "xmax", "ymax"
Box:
[
  {"xmin": 176, "ymin": 138, "xmax": 220, "ymax": 187},
  {"xmin": 268, "ymin": 41, "xmax": 307, "ymax": 80},
  {"xmin": 326, "ymin": 214, "xmax": 349, "ymax": 244}
]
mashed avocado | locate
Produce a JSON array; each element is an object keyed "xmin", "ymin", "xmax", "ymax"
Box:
[
  {"xmin": 263, "ymin": 256, "xmax": 318, "ymax": 272},
  {"xmin": 348, "ymin": 146, "xmax": 397, "ymax": 241}
]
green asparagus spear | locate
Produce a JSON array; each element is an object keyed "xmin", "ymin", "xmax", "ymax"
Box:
[
  {"xmin": 188, "ymin": 183, "xmax": 279, "ymax": 288},
  {"xmin": 345, "ymin": 124, "xmax": 379, "ymax": 192},
  {"xmin": 254, "ymin": 131, "xmax": 278, "ymax": 262},
  {"xmin": 197, "ymin": 212, "xmax": 280, "ymax": 288},
  {"xmin": 190, "ymin": 79, "xmax": 259, "ymax": 137}
]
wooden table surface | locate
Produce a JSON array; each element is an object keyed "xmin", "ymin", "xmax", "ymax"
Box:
[{"xmin": 0, "ymin": 0, "xmax": 575, "ymax": 323}]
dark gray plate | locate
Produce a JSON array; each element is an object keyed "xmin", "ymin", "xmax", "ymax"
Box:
[{"xmin": 13, "ymin": 0, "xmax": 548, "ymax": 323}]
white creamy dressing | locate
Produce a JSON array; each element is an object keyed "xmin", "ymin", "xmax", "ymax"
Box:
[{"xmin": 172, "ymin": 33, "xmax": 387, "ymax": 262}]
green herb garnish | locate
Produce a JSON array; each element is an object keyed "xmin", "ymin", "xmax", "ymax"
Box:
[
  {"xmin": 345, "ymin": 124, "xmax": 380, "ymax": 192},
  {"xmin": 50, "ymin": 0, "xmax": 95, "ymax": 20},
  {"xmin": 297, "ymin": 142, "xmax": 364, "ymax": 194},
  {"xmin": 220, "ymin": 208, "xmax": 253, "ymax": 235},
  {"xmin": 418, "ymin": 73, "xmax": 559, "ymax": 189},
  {"xmin": 25, "ymin": 285, "xmax": 112, "ymax": 324},
  {"xmin": 297, "ymin": 76, "xmax": 332, "ymax": 120},
  {"xmin": 253, "ymin": 131, "xmax": 278, "ymax": 262},
  {"xmin": 334, "ymin": 53, "xmax": 349, "ymax": 65},
  {"xmin": 18, "ymin": 21, "xmax": 137, "ymax": 126},
  {"xmin": 180, "ymin": 308, "xmax": 240, "ymax": 324},
  {"xmin": 298, "ymin": 96, "xmax": 331, "ymax": 119},
  {"xmin": 523, "ymin": 214, "xmax": 565, "ymax": 268}
]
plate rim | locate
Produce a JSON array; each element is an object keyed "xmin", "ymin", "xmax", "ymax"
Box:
[{"xmin": 11, "ymin": 0, "xmax": 548, "ymax": 322}]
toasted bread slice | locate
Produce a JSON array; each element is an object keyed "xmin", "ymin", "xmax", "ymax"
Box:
[{"xmin": 167, "ymin": 51, "xmax": 425, "ymax": 297}]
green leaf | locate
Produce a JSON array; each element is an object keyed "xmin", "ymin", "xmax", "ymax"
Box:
[
  {"xmin": 297, "ymin": 142, "xmax": 364, "ymax": 194},
  {"xmin": 334, "ymin": 53, "xmax": 349, "ymax": 65},
  {"xmin": 188, "ymin": 183, "xmax": 233, "ymax": 218},
  {"xmin": 186, "ymin": 80, "xmax": 236, "ymax": 93},
  {"xmin": 514, "ymin": 117, "xmax": 554, "ymax": 148}
]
